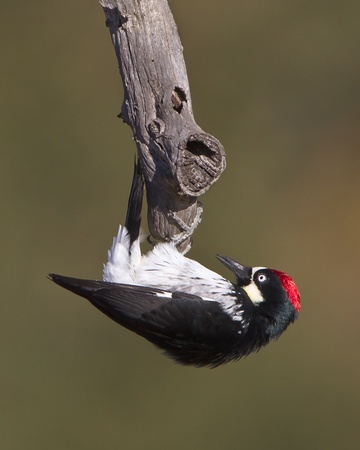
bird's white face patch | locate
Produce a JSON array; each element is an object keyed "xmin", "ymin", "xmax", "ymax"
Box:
[
  {"xmin": 243, "ymin": 283, "xmax": 264, "ymax": 305},
  {"xmin": 243, "ymin": 267, "xmax": 266, "ymax": 305}
]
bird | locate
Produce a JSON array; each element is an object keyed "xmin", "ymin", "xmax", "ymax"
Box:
[{"xmin": 50, "ymin": 162, "xmax": 301, "ymax": 368}]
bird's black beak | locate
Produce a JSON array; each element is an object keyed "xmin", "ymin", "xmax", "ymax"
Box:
[{"xmin": 216, "ymin": 255, "xmax": 252, "ymax": 285}]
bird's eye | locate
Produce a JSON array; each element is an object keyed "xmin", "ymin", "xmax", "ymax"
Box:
[{"xmin": 257, "ymin": 273, "xmax": 267, "ymax": 283}]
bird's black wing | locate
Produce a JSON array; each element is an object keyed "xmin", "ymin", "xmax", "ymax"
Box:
[{"xmin": 49, "ymin": 274, "xmax": 243, "ymax": 367}]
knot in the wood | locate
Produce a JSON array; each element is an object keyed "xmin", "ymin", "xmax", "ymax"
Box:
[
  {"xmin": 177, "ymin": 134, "xmax": 226, "ymax": 196},
  {"xmin": 148, "ymin": 118, "xmax": 165, "ymax": 139}
]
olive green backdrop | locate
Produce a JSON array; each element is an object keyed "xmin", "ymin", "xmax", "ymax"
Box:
[{"xmin": 1, "ymin": 1, "xmax": 359, "ymax": 449}]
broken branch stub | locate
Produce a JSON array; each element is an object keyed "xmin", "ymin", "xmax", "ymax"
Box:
[{"xmin": 100, "ymin": 0, "xmax": 226, "ymax": 253}]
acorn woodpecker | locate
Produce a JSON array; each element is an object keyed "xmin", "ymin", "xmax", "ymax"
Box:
[{"xmin": 50, "ymin": 163, "xmax": 300, "ymax": 367}]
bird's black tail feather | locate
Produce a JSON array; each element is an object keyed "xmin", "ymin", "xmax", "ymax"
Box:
[
  {"xmin": 125, "ymin": 160, "xmax": 144, "ymax": 247},
  {"xmin": 48, "ymin": 273, "xmax": 144, "ymax": 326}
]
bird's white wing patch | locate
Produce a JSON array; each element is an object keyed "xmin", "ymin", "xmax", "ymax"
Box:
[{"xmin": 155, "ymin": 291, "xmax": 173, "ymax": 299}]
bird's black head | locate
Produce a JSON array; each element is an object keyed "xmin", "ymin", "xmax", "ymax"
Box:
[
  {"xmin": 217, "ymin": 255, "xmax": 300, "ymax": 312},
  {"xmin": 217, "ymin": 255, "xmax": 301, "ymax": 341},
  {"xmin": 244, "ymin": 267, "xmax": 301, "ymax": 343},
  {"xmin": 248, "ymin": 267, "xmax": 301, "ymax": 311}
]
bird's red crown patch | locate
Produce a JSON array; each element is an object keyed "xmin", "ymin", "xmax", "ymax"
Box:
[{"xmin": 271, "ymin": 269, "xmax": 301, "ymax": 312}]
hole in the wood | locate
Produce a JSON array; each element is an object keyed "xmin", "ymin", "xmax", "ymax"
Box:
[
  {"xmin": 104, "ymin": 9, "xmax": 128, "ymax": 29},
  {"xmin": 172, "ymin": 87, "xmax": 187, "ymax": 113},
  {"xmin": 186, "ymin": 140, "xmax": 213, "ymax": 157}
]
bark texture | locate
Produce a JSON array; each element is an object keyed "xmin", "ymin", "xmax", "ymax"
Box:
[{"xmin": 100, "ymin": 0, "xmax": 226, "ymax": 252}]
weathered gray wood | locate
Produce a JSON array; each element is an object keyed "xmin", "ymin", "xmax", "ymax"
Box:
[{"xmin": 99, "ymin": 0, "xmax": 226, "ymax": 252}]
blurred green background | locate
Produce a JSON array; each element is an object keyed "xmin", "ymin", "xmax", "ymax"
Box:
[{"xmin": 1, "ymin": 1, "xmax": 360, "ymax": 449}]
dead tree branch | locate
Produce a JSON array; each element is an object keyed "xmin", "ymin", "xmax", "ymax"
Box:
[{"xmin": 99, "ymin": 0, "xmax": 226, "ymax": 253}]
